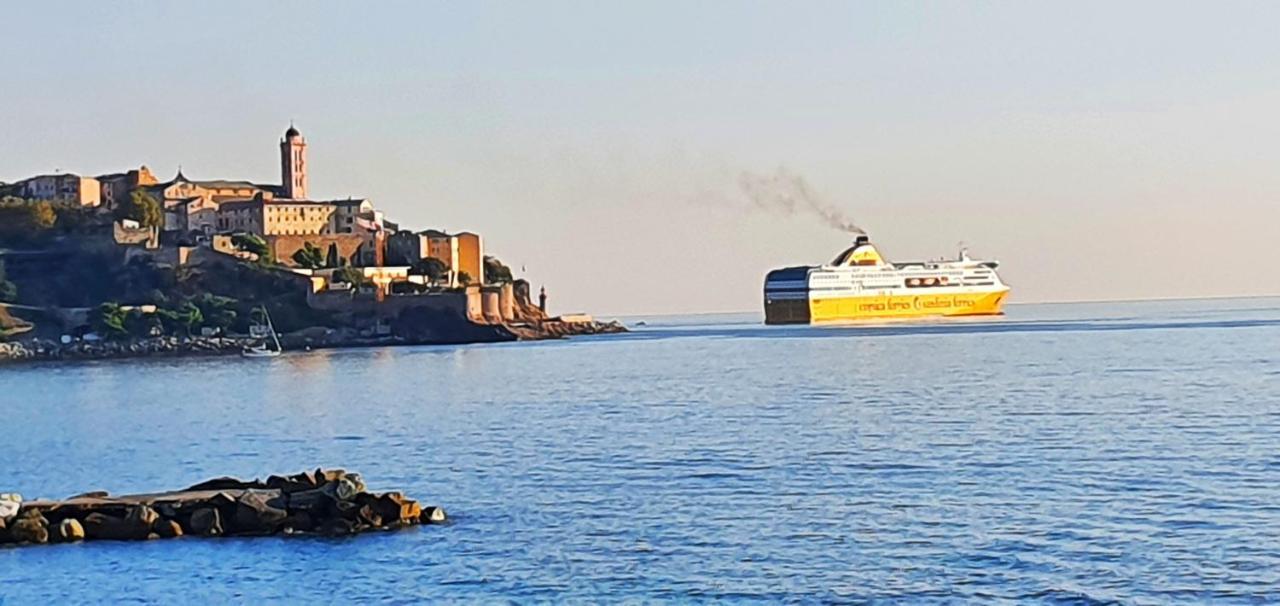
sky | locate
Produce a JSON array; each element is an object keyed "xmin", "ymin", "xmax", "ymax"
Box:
[{"xmin": 2, "ymin": 1, "xmax": 1278, "ymax": 315}]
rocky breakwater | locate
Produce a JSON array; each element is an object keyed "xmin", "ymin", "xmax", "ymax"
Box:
[
  {"xmin": 503, "ymin": 284, "xmax": 627, "ymax": 341},
  {"xmin": 0, "ymin": 335, "xmax": 250, "ymax": 363},
  {"xmin": 0, "ymin": 469, "xmax": 445, "ymax": 546},
  {"xmin": 506, "ymin": 316, "xmax": 628, "ymax": 341}
]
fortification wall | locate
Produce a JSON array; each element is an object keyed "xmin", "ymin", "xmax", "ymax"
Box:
[{"xmin": 306, "ymin": 290, "xmax": 471, "ymax": 318}]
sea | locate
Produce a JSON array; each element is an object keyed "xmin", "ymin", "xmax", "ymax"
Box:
[{"xmin": 2, "ymin": 298, "xmax": 1279, "ymax": 604}]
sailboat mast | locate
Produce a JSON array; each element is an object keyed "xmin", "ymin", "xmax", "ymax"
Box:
[{"xmin": 263, "ymin": 306, "xmax": 282, "ymax": 351}]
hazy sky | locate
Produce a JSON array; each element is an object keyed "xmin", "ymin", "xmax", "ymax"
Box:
[{"xmin": 3, "ymin": 2, "xmax": 1278, "ymax": 315}]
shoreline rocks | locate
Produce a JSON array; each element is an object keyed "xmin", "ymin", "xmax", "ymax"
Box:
[
  {"xmin": 0, "ymin": 316, "xmax": 628, "ymax": 366},
  {"xmin": 0, "ymin": 469, "xmax": 444, "ymax": 546},
  {"xmin": 506, "ymin": 318, "xmax": 628, "ymax": 340},
  {"xmin": 0, "ymin": 335, "xmax": 250, "ymax": 364}
]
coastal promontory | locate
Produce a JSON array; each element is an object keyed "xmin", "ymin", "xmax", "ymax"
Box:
[{"xmin": 0, "ymin": 124, "xmax": 623, "ymax": 362}]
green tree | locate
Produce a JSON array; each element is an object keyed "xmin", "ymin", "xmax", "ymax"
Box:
[
  {"xmin": 325, "ymin": 243, "xmax": 340, "ymax": 268},
  {"xmin": 155, "ymin": 307, "xmax": 183, "ymax": 336},
  {"xmin": 153, "ymin": 301, "xmax": 203, "ymax": 337},
  {"xmin": 292, "ymin": 241, "xmax": 326, "ymax": 269},
  {"xmin": 53, "ymin": 202, "xmax": 95, "ymax": 233},
  {"xmin": 231, "ymin": 233, "xmax": 273, "ymax": 263},
  {"xmin": 91, "ymin": 302, "xmax": 128, "ymax": 339},
  {"xmin": 192, "ymin": 293, "xmax": 238, "ymax": 332},
  {"xmin": 411, "ymin": 257, "xmax": 449, "ymax": 285},
  {"xmin": 123, "ymin": 308, "xmax": 161, "ymax": 339},
  {"xmin": 483, "ymin": 255, "xmax": 514, "ymax": 284},
  {"xmin": 0, "ymin": 198, "xmax": 60, "ymax": 246},
  {"xmin": 391, "ymin": 281, "xmax": 429, "ymax": 295},
  {"xmin": 457, "ymin": 271, "xmax": 473, "ymax": 287},
  {"xmin": 116, "ymin": 190, "xmax": 163, "ymax": 229},
  {"xmin": 336, "ymin": 266, "xmax": 367, "ymax": 287},
  {"xmin": 178, "ymin": 301, "xmax": 204, "ymax": 336},
  {"xmin": 27, "ymin": 201, "xmax": 57, "ymax": 231}
]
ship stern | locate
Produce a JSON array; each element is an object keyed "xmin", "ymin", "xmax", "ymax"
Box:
[{"xmin": 763, "ymin": 267, "xmax": 812, "ymax": 325}]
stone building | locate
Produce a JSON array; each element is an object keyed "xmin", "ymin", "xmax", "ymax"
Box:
[
  {"xmin": 8, "ymin": 123, "xmax": 460, "ymax": 272},
  {"xmin": 386, "ymin": 229, "xmax": 483, "ymax": 286},
  {"xmin": 11, "ymin": 173, "xmax": 102, "ymax": 207},
  {"xmin": 181, "ymin": 124, "xmax": 396, "ymax": 266},
  {"xmin": 281, "ymin": 125, "xmax": 307, "ymax": 200},
  {"xmin": 455, "ymin": 231, "xmax": 483, "ymax": 284},
  {"xmin": 215, "ymin": 196, "xmax": 375, "ymax": 236},
  {"xmin": 149, "ymin": 171, "xmax": 283, "ymax": 235},
  {"xmin": 146, "ymin": 124, "xmax": 382, "ymax": 242},
  {"xmin": 96, "ymin": 166, "xmax": 158, "ymax": 211},
  {"xmin": 385, "ymin": 230, "xmax": 431, "ymax": 266}
]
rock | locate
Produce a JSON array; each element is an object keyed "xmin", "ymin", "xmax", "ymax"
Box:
[
  {"xmin": 266, "ymin": 470, "xmax": 323, "ymax": 493},
  {"xmin": 135, "ymin": 504, "xmax": 160, "ymax": 525},
  {"xmin": 155, "ymin": 502, "xmax": 181, "ymax": 520},
  {"xmin": 54, "ymin": 518, "xmax": 85, "ymax": 542},
  {"xmin": 361, "ymin": 492, "xmax": 420, "ymax": 525},
  {"xmin": 335, "ymin": 476, "xmax": 363, "ymax": 501},
  {"xmin": 281, "ymin": 512, "xmax": 315, "ymax": 534},
  {"xmin": 185, "ymin": 477, "xmax": 268, "ymax": 492},
  {"xmin": 152, "ymin": 518, "xmax": 183, "ymax": 538},
  {"xmin": 334, "ymin": 498, "xmax": 360, "ymax": 517},
  {"xmin": 1, "ymin": 469, "xmax": 442, "ymax": 545},
  {"xmin": 400, "ymin": 500, "xmax": 422, "ymax": 523},
  {"xmin": 10, "ymin": 512, "xmax": 49, "ymax": 544},
  {"xmin": 186, "ymin": 507, "xmax": 222, "ymax": 537},
  {"xmin": 228, "ymin": 491, "xmax": 287, "ymax": 535},
  {"xmin": 318, "ymin": 469, "xmax": 349, "ymax": 484},
  {"xmin": 83, "ymin": 505, "xmax": 159, "ymax": 541},
  {"xmin": 422, "ymin": 506, "xmax": 447, "ymax": 524},
  {"xmin": 317, "ymin": 517, "xmax": 358, "ymax": 536},
  {"xmin": 0, "ymin": 493, "xmax": 22, "ymax": 521},
  {"xmin": 68, "ymin": 491, "xmax": 109, "ymax": 499},
  {"xmin": 283, "ymin": 326, "xmax": 331, "ymax": 343},
  {"xmin": 287, "ymin": 483, "xmax": 340, "ymax": 513},
  {"xmin": 356, "ymin": 504, "xmax": 383, "ymax": 527}
]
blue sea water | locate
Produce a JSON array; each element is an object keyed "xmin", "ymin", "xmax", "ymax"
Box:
[{"xmin": 2, "ymin": 298, "xmax": 1280, "ymax": 603}]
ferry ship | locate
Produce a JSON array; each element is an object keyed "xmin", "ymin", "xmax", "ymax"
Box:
[{"xmin": 763, "ymin": 234, "xmax": 1010, "ymax": 324}]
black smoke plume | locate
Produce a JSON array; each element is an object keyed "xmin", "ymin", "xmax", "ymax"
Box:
[{"xmin": 738, "ymin": 167, "xmax": 864, "ymax": 234}]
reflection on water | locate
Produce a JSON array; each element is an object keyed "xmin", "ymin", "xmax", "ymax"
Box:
[{"xmin": 2, "ymin": 298, "xmax": 1279, "ymax": 602}]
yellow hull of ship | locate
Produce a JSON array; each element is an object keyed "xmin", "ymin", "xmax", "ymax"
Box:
[{"xmin": 808, "ymin": 289, "xmax": 1009, "ymax": 323}]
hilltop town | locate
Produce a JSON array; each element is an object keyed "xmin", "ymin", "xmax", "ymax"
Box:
[{"xmin": 0, "ymin": 124, "xmax": 622, "ymax": 359}]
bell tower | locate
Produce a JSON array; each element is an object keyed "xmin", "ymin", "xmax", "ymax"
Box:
[{"xmin": 280, "ymin": 123, "xmax": 307, "ymax": 199}]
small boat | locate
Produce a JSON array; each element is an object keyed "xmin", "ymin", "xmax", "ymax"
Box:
[{"xmin": 242, "ymin": 307, "xmax": 283, "ymax": 358}]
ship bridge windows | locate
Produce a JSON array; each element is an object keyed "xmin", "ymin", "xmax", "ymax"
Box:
[{"xmin": 962, "ymin": 271, "xmax": 994, "ymax": 286}]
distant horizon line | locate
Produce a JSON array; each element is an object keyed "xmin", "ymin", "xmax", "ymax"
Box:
[{"xmin": 601, "ymin": 293, "xmax": 1280, "ymax": 319}]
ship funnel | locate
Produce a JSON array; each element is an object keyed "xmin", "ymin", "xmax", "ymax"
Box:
[{"xmin": 832, "ymin": 235, "xmax": 886, "ymax": 267}]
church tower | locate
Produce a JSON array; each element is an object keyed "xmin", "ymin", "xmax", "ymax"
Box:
[{"xmin": 280, "ymin": 123, "xmax": 307, "ymax": 199}]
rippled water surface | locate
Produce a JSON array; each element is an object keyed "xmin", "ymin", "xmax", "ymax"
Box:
[{"xmin": 3, "ymin": 298, "xmax": 1280, "ymax": 603}]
